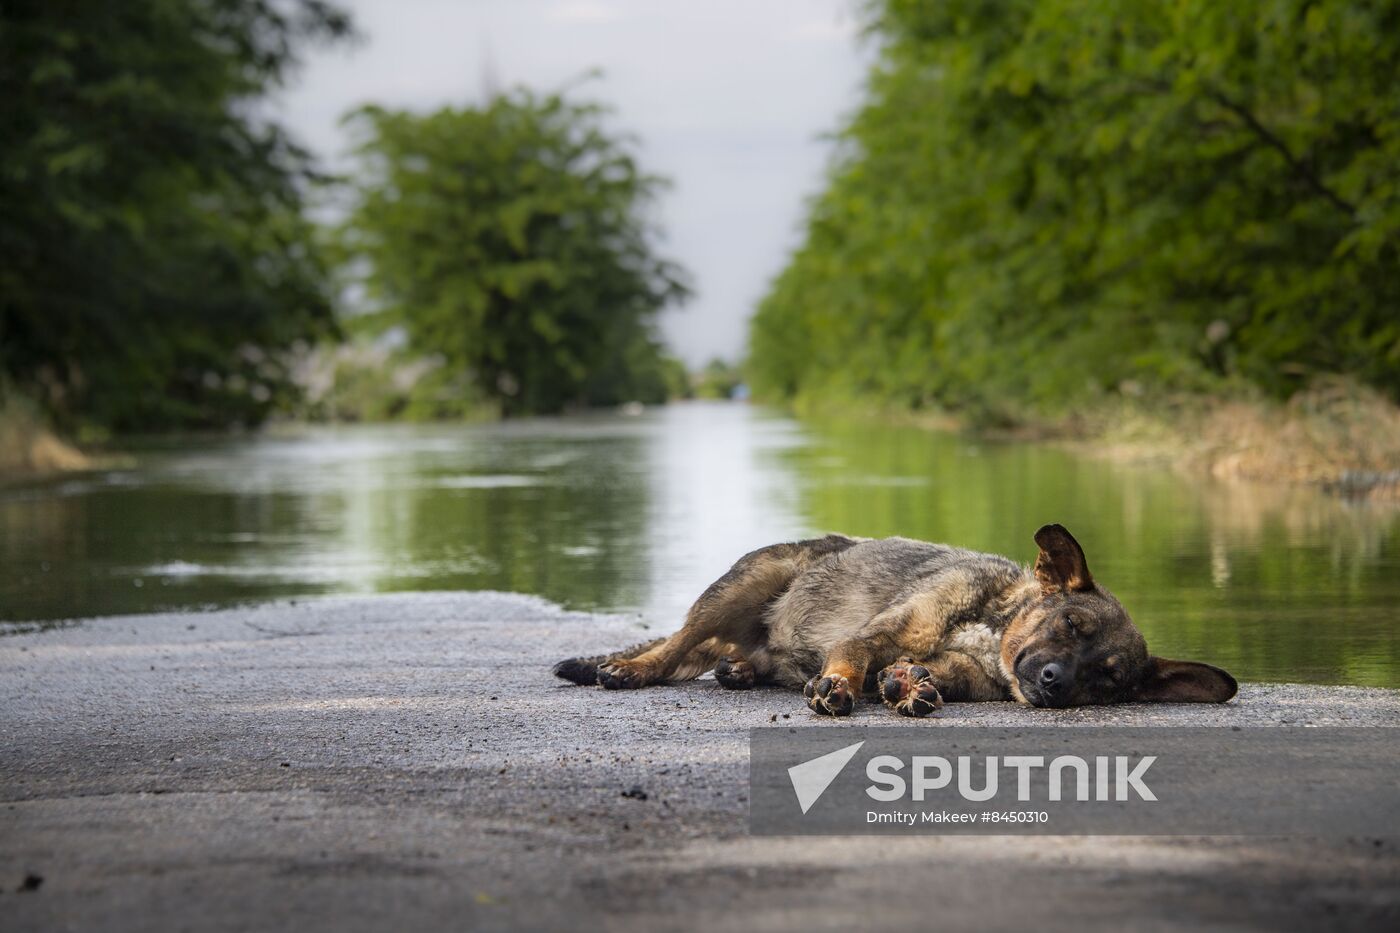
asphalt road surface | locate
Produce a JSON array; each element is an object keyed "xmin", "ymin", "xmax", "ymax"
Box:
[{"xmin": 2, "ymin": 592, "xmax": 1397, "ymax": 931}]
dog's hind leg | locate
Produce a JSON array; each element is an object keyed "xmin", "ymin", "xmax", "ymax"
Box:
[
  {"xmin": 556, "ymin": 636, "xmax": 743, "ymax": 687},
  {"xmin": 553, "ymin": 636, "xmax": 666, "ymax": 686},
  {"xmin": 714, "ymin": 647, "xmax": 775, "ymax": 690},
  {"xmin": 594, "ymin": 569, "xmax": 786, "ymax": 690},
  {"xmin": 665, "ymin": 638, "xmax": 745, "ymax": 682},
  {"xmin": 592, "ymin": 537, "xmax": 852, "ymax": 690}
]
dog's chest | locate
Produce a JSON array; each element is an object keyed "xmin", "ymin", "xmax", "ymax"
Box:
[{"xmin": 941, "ymin": 622, "xmax": 1009, "ymax": 684}]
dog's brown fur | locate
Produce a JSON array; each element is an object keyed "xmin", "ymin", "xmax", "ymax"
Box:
[{"xmin": 555, "ymin": 524, "xmax": 1237, "ymax": 716}]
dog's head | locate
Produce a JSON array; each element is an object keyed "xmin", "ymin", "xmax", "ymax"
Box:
[{"xmin": 1001, "ymin": 524, "xmax": 1237, "ymax": 708}]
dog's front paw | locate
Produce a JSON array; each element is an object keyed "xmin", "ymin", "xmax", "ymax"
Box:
[
  {"xmin": 804, "ymin": 674, "xmax": 855, "ymax": 717},
  {"xmin": 877, "ymin": 661, "xmax": 943, "ymax": 718},
  {"xmin": 597, "ymin": 659, "xmax": 649, "ymax": 690}
]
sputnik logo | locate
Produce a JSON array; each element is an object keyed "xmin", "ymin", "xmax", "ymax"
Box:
[{"xmin": 787, "ymin": 741, "xmax": 864, "ymax": 814}]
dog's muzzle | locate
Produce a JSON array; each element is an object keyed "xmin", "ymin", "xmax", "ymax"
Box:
[{"xmin": 1019, "ymin": 659, "xmax": 1071, "ymax": 708}]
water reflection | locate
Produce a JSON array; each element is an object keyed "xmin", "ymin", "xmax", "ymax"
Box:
[
  {"xmin": 2, "ymin": 403, "xmax": 1397, "ymax": 686},
  {"xmin": 774, "ymin": 420, "xmax": 1400, "ymax": 688}
]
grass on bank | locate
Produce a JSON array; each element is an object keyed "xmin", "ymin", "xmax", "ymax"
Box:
[
  {"xmin": 785, "ymin": 376, "xmax": 1400, "ymax": 502},
  {"xmin": 1083, "ymin": 378, "xmax": 1400, "ymax": 499},
  {"xmin": 0, "ymin": 392, "xmax": 89, "ymax": 475}
]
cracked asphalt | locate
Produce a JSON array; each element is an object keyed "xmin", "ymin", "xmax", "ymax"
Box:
[{"xmin": 2, "ymin": 592, "xmax": 1398, "ymax": 931}]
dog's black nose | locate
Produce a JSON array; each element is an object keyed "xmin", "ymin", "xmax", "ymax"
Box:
[{"xmin": 1039, "ymin": 662, "xmax": 1064, "ymax": 690}]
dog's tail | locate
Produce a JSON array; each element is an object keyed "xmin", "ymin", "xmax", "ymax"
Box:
[{"xmin": 553, "ymin": 636, "xmax": 667, "ymax": 686}]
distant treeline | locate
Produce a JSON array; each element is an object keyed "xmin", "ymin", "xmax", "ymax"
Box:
[
  {"xmin": 0, "ymin": 0, "xmax": 688, "ymax": 433},
  {"xmin": 749, "ymin": 0, "xmax": 1400, "ymax": 421}
]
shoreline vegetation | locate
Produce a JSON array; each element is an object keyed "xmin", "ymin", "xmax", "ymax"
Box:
[
  {"xmin": 0, "ymin": 393, "xmax": 88, "ymax": 477},
  {"xmin": 5, "ymin": 2, "xmax": 1398, "ymax": 505},
  {"xmin": 8, "ymin": 377, "xmax": 1400, "ymax": 503},
  {"xmin": 746, "ymin": 1, "xmax": 1400, "ymax": 498},
  {"xmin": 1083, "ymin": 381, "xmax": 1400, "ymax": 500},
  {"xmin": 787, "ymin": 375, "xmax": 1400, "ymax": 503}
]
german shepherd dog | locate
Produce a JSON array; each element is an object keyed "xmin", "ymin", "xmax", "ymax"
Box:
[{"xmin": 555, "ymin": 525, "xmax": 1236, "ymax": 716}]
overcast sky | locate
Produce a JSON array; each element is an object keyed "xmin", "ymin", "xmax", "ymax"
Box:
[{"xmin": 277, "ymin": 0, "xmax": 868, "ymax": 366}]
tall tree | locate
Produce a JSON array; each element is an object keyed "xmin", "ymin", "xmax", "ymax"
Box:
[
  {"xmin": 749, "ymin": 0, "xmax": 1400, "ymax": 418},
  {"xmin": 341, "ymin": 90, "xmax": 690, "ymax": 415},
  {"xmin": 0, "ymin": 0, "xmax": 352, "ymax": 430}
]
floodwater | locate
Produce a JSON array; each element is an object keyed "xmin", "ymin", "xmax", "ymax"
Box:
[{"xmin": 2, "ymin": 402, "xmax": 1397, "ymax": 686}]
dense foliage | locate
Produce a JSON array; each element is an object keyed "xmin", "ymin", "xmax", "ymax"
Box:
[
  {"xmin": 749, "ymin": 0, "xmax": 1400, "ymax": 420},
  {"xmin": 693, "ymin": 358, "xmax": 745, "ymax": 400},
  {"xmin": 0, "ymin": 0, "xmax": 350, "ymax": 431},
  {"xmin": 341, "ymin": 92, "xmax": 690, "ymax": 415}
]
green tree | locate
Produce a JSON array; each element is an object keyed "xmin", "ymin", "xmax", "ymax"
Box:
[
  {"xmin": 0, "ymin": 0, "xmax": 352, "ymax": 431},
  {"xmin": 750, "ymin": 0, "xmax": 1400, "ymax": 419},
  {"xmin": 341, "ymin": 90, "xmax": 690, "ymax": 416},
  {"xmin": 694, "ymin": 358, "xmax": 743, "ymax": 399}
]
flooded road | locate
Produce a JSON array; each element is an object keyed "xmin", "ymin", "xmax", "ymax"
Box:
[{"xmin": 3, "ymin": 402, "xmax": 1397, "ymax": 686}]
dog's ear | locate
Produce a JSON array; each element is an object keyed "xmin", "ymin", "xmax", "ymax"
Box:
[
  {"xmin": 1134, "ymin": 658, "xmax": 1238, "ymax": 703},
  {"xmin": 1033, "ymin": 523, "xmax": 1093, "ymax": 593}
]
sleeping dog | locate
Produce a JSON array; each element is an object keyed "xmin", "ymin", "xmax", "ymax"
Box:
[{"xmin": 554, "ymin": 524, "xmax": 1237, "ymax": 716}]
